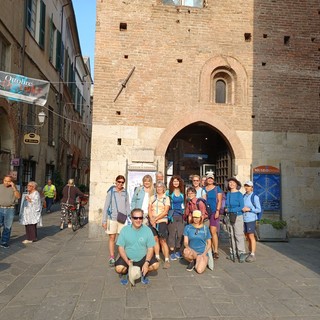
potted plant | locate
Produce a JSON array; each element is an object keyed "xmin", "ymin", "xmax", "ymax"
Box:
[{"xmin": 257, "ymin": 218, "xmax": 288, "ymax": 241}]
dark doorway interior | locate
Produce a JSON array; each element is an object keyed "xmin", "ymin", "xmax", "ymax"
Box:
[{"xmin": 165, "ymin": 121, "xmax": 232, "ymax": 190}]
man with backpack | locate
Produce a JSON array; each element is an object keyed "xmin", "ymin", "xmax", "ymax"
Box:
[{"xmin": 242, "ymin": 180, "xmax": 262, "ymax": 262}]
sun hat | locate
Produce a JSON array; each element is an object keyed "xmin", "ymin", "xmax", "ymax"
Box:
[
  {"xmin": 227, "ymin": 177, "xmax": 241, "ymax": 190},
  {"xmin": 128, "ymin": 263, "xmax": 141, "ymax": 286},
  {"xmin": 192, "ymin": 210, "xmax": 202, "ymax": 218},
  {"xmin": 244, "ymin": 180, "xmax": 253, "ymax": 187}
]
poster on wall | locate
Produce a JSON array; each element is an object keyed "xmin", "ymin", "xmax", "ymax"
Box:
[
  {"xmin": 253, "ymin": 166, "xmax": 281, "ymax": 212},
  {"xmin": 127, "ymin": 170, "xmax": 156, "ymax": 202}
]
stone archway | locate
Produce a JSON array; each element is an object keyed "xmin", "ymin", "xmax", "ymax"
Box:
[{"xmin": 155, "ymin": 111, "xmax": 246, "ymax": 160}]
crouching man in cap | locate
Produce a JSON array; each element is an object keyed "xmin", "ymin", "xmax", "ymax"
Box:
[{"xmin": 115, "ymin": 208, "xmax": 159, "ymax": 285}]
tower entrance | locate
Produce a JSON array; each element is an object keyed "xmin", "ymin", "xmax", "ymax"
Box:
[{"xmin": 165, "ymin": 121, "xmax": 233, "ymax": 190}]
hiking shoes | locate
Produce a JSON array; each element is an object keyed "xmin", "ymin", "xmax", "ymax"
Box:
[
  {"xmin": 0, "ymin": 243, "xmax": 9, "ymax": 249},
  {"xmin": 186, "ymin": 260, "xmax": 195, "ymax": 271},
  {"xmin": 141, "ymin": 276, "xmax": 150, "ymax": 285},
  {"xmin": 108, "ymin": 257, "xmax": 115, "ymax": 267},
  {"xmin": 239, "ymin": 253, "xmax": 248, "ymax": 263},
  {"xmin": 120, "ymin": 274, "xmax": 128, "ymax": 285},
  {"xmin": 213, "ymin": 251, "xmax": 219, "ymax": 259},
  {"xmin": 245, "ymin": 254, "xmax": 256, "ymax": 263},
  {"xmin": 170, "ymin": 253, "xmax": 177, "ymax": 261},
  {"xmin": 175, "ymin": 251, "xmax": 182, "ymax": 259}
]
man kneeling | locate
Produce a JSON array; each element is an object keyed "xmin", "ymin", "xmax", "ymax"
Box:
[{"xmin": 115, "ymin": 208, "xmax": 159, "ymax": 285}]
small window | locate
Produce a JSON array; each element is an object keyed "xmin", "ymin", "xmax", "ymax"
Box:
[
  {"xmin": 162, "ymin": 0, "xmax": 203, "ymax": 8},
  {"xmin": 215, "ymin": 80, "xmax": 226, "ymax": 103}
]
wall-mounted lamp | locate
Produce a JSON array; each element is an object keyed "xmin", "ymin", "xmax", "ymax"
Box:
[{"xmin": 23, "ymin": 110, "xmax": 46, "ymax": 128}]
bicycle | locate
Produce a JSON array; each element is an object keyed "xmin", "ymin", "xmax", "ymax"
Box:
[{"xmin": 70, "ymin": 196, "xmax": 89, "ymax": 232}]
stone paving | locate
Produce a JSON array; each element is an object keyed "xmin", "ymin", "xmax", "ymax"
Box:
[{"xmin": 0, "ymin": 205, "xmax": 319, "ymax": 319}]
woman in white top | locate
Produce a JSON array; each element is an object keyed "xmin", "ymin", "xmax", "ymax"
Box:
[
  {"xmin": 19, "ymin": 181, "xmax": 42, "ymax": 243},
  {"xmin": 192, "ymin": 174, "xmax": 206, "ymax": 199}
]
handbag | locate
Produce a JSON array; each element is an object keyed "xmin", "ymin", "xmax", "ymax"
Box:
[
  {"xmin": 229, "ymin": 212, "xmax": 237, "ymax": 225},
  {"xmin": 117, "ymin": 211, "xmax": 127, "ymax": 224}
]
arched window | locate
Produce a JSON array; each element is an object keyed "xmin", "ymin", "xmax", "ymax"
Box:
[
  {"xmin": 211, "ymin": 68, "xmax": 235, "ymax": 104},
  {"xmin": 215, "ymin": 80, "xmax": 226, "ymax": 103}
]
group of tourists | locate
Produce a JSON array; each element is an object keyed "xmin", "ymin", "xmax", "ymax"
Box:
[{"xmin": 102, "ymin": 172, "xmax": 262, "ymax": 285}]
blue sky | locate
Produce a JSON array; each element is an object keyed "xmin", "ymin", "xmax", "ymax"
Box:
[{"xmin": 72, "ymin": 0, "xmax": 96, "ymax": 79}]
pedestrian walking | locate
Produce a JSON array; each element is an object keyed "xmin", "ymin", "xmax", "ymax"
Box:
[
  {"xmin": 60, "ymin": 179, "xmax": 85, "ymax": 230},
  {"xmin": 19, "ymin": 181, "xmax": 42, "ymax": 244},
  {"xmin": 0, "ymin": 175, "xmax": 21, "ymax": 248},
  {"xmin": 102, "ymin": 175, "xmax": 131, "ymax": 267},
  {"xmin": 42, "ymin": 179, "xmax": 56, "ymax": 213}
]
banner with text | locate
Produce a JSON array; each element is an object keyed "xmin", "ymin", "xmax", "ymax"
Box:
[{"xmin": 0, "ymin": 71, "xmax": 50, "ymax": 106}]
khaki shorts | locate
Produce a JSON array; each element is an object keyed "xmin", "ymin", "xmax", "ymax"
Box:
[{"xmin": 105, "ymin": 219, "xmax": 125, "ymax": 235}]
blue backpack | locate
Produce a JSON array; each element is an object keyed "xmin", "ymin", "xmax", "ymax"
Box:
[{"xmin": 248, "ymin": 193, "xmax": 263, "ymax": 220}]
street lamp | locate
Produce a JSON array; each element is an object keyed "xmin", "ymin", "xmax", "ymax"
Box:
[{"xmin": 37, "ymin": 110, "xmax": 46, "ymax": 125}]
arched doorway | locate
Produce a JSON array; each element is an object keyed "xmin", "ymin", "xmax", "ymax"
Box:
[{"xmin": 165, "ymin": 121, "xmax": 233, "ymax": 190}]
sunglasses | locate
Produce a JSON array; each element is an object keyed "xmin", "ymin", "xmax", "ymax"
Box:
[
  {"xmin": 131, "ymin": 216, "xmax": 143, "ymax": 220},
  {"xmin": 116, "ymin": 181, "xmax": 125, "ymax": 184},
  {"xmin": 195, "ymin": 228, "xmax": 200, "ymax": 235}
]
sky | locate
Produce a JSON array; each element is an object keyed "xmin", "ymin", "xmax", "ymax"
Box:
[{"xmin": 72, "ymin": 0, "xmax": 96, "ymax": 79}]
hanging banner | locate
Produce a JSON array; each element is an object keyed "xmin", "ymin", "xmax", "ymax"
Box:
[{"xmin": 0, "ymin": 71, "xmax": 50, "ymax": 106}]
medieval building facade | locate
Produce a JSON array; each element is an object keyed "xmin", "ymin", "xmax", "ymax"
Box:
[
  {"xmin": 91, "ymin": 0, "xmax": 320, "ymax": 236},
  {"xmin": 0, "ymin": 0, "xmax": 92, "ymax": 194}
]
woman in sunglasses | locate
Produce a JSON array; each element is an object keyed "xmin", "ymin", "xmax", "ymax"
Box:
[
  {"xmin": 102, "ymin": 175, "xmax": 131, "ymax": 267},
  {"xmin": 183, "ymin": 210, "xmax": 212, "ymax": 273}
]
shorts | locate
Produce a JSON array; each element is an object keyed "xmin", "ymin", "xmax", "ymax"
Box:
[
  {"xmin": 149, "ymin": 222, "xmax": 168, "ymax": 239},
  {"xmin": 105, "ymin": 219, "xmax": 125, "ymax": 235},
  {"xmin": 244, "ymin": 221, "xmax": 256, "ymax": 234},
  {"xmin": 115, "ymin": 255, "xmax": 158, "ymax": 271},
  {"xmin": 209, "ymin": 214, "xmax": 220, "ymax": 229}
]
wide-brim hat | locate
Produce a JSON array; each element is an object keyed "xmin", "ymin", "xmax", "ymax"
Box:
[
  {"xmin": 128, "ymin": 264, "xmax": 141, "ymax": 286},
  {"xmin": 227, "ymin": 177, "xmax": 241, "ymax": 190}
]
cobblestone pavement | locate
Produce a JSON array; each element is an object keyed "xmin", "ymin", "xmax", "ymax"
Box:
[{"xmin": 0, "ymin": 205, "xmax": 319, "ymax": 319}]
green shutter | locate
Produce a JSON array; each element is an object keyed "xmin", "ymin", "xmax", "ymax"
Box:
[
  {"xmin": 39, "ymin": 0, "xmax": 46, "ymax": 49},
  {"xmin": 49, "ymin": 14, "xmax": 53, "ymax": 62},
  {"xmin": 55, "ymin": 30, "xmax": 61, "ymax": 71}
]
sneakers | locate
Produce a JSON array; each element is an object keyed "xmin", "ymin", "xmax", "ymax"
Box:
[
  {"xmin": 120, "ymin": 274, "xmax": 128, "ymax": 285},
  {"xmin": 239, "ymin": 253, "xmax": 248, "ymax": 263},
  {"xmin": 175, "ymin": 251, "xmax": 182, "ymax": 259},
  {"xmin": 141, "ymin": 275, "xmax": 150, "ymax": 285},
  {"xmin": 170, "ymin": 253, "xmax": 177, "ymax": 261},
  {"xmin": 108, "ymin": 257, "xmax": 115, "ymax": 267},
  {"xmin": 226, "ymin": 254, "xmax": 235, "ymax": 262},
  {"xmin": 67, "ymin": 223, "xmax": 72, "ymax": 229},
  {"xmin": 163, "ymin": 261, "xmax": 170, "ymax": 269},
  {"xmin": 186, "ymin": 260, "xmax": 195, "ymax": 272},
  {"xmin": 245, "ymin": 254, "xmax": 256, "ymax": 263},
  {"xmin": 60, "ymin": 222, "xmax": 64, "ymax": 230},
  {"xmin": 0, "ymin": 243, "xmax": 9, "ymax": 249}
]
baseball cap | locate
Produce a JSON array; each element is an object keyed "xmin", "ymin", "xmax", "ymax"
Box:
[
  {"xmin": 206, "ymin": 172, "xmax": 215, "ymax": 179},
  {"xmin": 192, "ymin": 210, "xmax": 202, "ymax": 218},
  {"xmin": 244, "ymin": 180, "xmax": 253, "ymax": 187}
]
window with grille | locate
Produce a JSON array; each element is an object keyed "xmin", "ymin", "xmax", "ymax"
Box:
[{"xmin": 162, "ymin": 0, "xmax": 203, "ymax": 8}]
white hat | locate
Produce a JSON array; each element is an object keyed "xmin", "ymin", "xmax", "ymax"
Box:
[
  {"xmin": 244, "ymin": 180, "xmax": 253, "ymax": 187},
  {"xmin": 128, "ymin": 263, "xmax": 141, "ymax": 286}
]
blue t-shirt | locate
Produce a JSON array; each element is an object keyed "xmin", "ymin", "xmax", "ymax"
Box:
[
  {"xmin": 243, "ymin": 192, "xmax": 261, "ymax": 222},
  {"xmin": 117, "ymin": 224, "xmax": 155, "ymax": 261},
  {"xmin": 206, "ymin": 186, "xmax": 222, "ymax": 212},
  {"xmin": 183, "ymin": 224, "xmax": 211, "ymax": 254},
  {"xmin": 226, "ymin": 191, "xmax": 244, "ymax": 216},
  {"xmin": 166, "ymin": 192, "xmax": 184, "ymax": 215}
]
